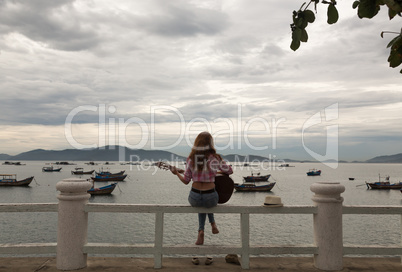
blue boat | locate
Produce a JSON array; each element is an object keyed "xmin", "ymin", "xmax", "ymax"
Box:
[
  {"xmin": 307, "ymin": 169, "xmax": 321, "ymax": 176},
  {"xmin": 91, "ymin": 174, "xmax": 127, "ymax": 182},
  {"xmin": 88, "ymin": 183, "xmax": 117, "ymax": 195}
]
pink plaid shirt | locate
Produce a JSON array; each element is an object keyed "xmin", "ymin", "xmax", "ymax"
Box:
[{"xmin": 183, "ymin": 155, "xmax": 233, "ymax": 184}]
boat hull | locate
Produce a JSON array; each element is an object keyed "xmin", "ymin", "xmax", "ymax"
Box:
[
  {"xmin": 88, "ymin": 183, "xmax": 117, "ymax": 195},
  {"xmin": 243, "ymin": 175, "xmax": 270, "ymax": 182},
  {"xmin": 234, "ymin": 182, "xmax": 276, "ymax": 192},
  {"xmin": 91, "ymin": 175, "xmax": 127, "ymax": 182},
  {"xmin": 366, "ymin": 182, "xmax": 402, "ymax": 190},
  {"xmin": 0, "ymin": 176, "xmax": 34, "ymax": 186},
  {"xmin": 95, "ymin": 170, "xmax": 125, "ymax": 176},
  {"xmin": 71, "ymin": 170, "xmax": 95, "ymax": 175},
  {"xmin": 42, "ymin": 168, "xmax": 62, "ymax": 172}
]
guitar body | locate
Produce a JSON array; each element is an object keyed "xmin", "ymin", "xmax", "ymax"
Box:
[{"xmin": 214, "ymin": 175, "xmax": 234, "ymax": 204}]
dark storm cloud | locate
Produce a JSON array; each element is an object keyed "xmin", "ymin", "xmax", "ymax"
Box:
[
  {"xmin": 133, "ymin": 1, "xmax": 229, "ymax": 37},
  {"xmin": 0, "ymin": 0, "xmax": 100, "ymax": 51}
]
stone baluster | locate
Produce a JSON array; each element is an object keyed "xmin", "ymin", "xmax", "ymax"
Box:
[
  {"xmin": 56, "ymin": 178, "xmax": 92, "ymax": 270},
  {"xmin": 310, "ymin": 181, "xmax": 345, "ymax": 271}
]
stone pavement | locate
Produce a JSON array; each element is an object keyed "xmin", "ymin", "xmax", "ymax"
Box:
[{"xmin": 0, "ymin": 257, "xmax": 401, "ymax": 272}]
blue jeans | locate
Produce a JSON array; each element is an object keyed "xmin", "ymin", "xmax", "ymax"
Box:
[{"xmin": 188, "ymin": 190, "xmax": 219, "ymax": 231}]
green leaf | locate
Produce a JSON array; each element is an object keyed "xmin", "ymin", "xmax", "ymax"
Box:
[
  {"xmin": 303, "ymin": 10, "xmax": 316, "ymax": 23},
  {"xmin": 388, "ymin": 50, "xmax": 402, "ymax": 67},
  {"xmin": 300, "ymin": 18, "xmax": 308, "ymax": 28},
  {"xmin": 327, "ymin": 4, "xmax": 339, "ymax": 24},
  {"xmin": 290, "ymin": 39, "xmax": 301, "ymax": 51},
  {"xmin": 383, "ymin": 0, "xmax": 402, "ymax": 19},
  {"xmin": 388, "ymin": 8, "xmax": 397, "ymax": 19},
  {"xmin": 295, "ymin": 17, "xmax": 304, "ymax": 28},
  {"xmin": 357, "ymin": 0, "xmax": 380, "ymax": 19},
  {"xmin": 301, "ymin": 28, "xmax": 308, "ymax": 42},
  {"xmin": 292, "ymin": 28, "xmax": 302, "ymax": 42},
  {"xmin": 387, "ymin": 35, "xmax": 402, "ymax": 48},
  {"xmin": 290, "ymin": 27, "xmax": 302, "ymax": 51}
]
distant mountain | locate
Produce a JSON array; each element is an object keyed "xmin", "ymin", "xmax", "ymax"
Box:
[
  {"xmin": 4, "ymin": 146, "xmax": 185, "ymax": 162},
  {"xmin": 2, "ymin": 147, "xmax": 402, "ymax": 163},
  {"xmin": 221, "ymin": 154, "xmax": 270, "ymax": 163},
  {"xmin": 365, "ymin": 153, "xmax": 402, "ymax": 163},
  {"xmin": 0, "ymin": 154, "xmax": 11, "ymax": 160}
]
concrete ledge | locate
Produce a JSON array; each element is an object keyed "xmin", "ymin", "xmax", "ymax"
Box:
[{"xmin": 0, "ymin": 257, "xmax": 400, "ymax": 272}]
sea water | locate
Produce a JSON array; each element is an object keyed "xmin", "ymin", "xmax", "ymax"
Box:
[{"xmin": 0, "ymin": 161, "xmax": 401, "ymax": 256}]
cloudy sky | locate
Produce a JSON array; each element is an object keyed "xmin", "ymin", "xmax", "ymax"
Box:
[{"xmin": 0, "ymin": 0, "xmax": 400, "ymax": 162}]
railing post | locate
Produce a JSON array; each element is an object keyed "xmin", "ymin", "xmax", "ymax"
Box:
[
  {"xmin": 56, "ymin": 178, "xmax": 92, "ymax": 270},
  {"xmin": 310, "ymin": 181, "xmax": 345, "ymax": 271},
  {"xmin": 154, "ymin": 211, "xmax": 164, "ymax": 269},
  {"xmin": 240, "ymin": 213, "xmax": 250, "ymax": 269}
]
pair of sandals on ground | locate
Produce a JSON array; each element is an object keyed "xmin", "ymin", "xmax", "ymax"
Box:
[
  {"xmin": 192, "ymin": 257, "xmax": 213, "ymax": 265},
  {"xmin": 192, "ymin": 222, "xmax": 219, "ymax": 265}
]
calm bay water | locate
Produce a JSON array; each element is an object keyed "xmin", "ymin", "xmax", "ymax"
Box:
[{"xmin": 0, "ymin": 161, "xmax": 401, "ymax": 256}]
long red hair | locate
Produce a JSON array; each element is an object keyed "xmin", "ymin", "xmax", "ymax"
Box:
[{"xmin": 188, "ymin": 131, "xmax": 221, "ymax": 171}]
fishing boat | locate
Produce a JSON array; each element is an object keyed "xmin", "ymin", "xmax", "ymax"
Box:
[
  {"xmin": 243, "ymin": 173, "xmax": 270, "ymax": 182},
  {"xmin": 95, "ymin": 170, "xmax": 125, "ymax": 176},
  {"xmin": 365, "ymin": 175, "xmax": 402, "ymax": 190},
  {"xmin": 234, "ymin": 182, "xmax": 276, "ymax": 192},
  {"xmin": 307, "ymin": 169, "xmax": 321, "ymax": 176},
  {"xmin": 42, "ymin": 166, "xmax": 62, "ymax": 172},
  {"xmin": 88, "ymin": 183, "xmax": 117, "ymax": 195},
  {"xmin": 71, "ymin": 168, "xmax": 95, "ymax": 175},
  {"xmin": 91, "ymin": 174, "xmax": 127, "ymax": 182},
  {"xmin": 0, "ymin": 174, "xmax": 34, "ymax": 186}
]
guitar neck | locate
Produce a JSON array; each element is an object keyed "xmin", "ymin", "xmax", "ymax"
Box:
[{"xmin": 157, "ymin": 162, "xmax": 185, "ymax": 173}]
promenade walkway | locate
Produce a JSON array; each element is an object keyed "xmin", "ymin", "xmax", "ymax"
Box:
[{"xmin": 1, "ymin": 257, "xmax": 401, "ymax": 272}]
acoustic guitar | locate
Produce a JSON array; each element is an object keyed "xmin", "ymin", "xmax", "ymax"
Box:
[{"xmin": 156, "ymin": 161, "xmax": 234, "ymax": 204}]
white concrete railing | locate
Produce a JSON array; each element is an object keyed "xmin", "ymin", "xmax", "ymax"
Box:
[{"xmin": 0, "ymin": 178, "xmax": 401, "ymax": 271}]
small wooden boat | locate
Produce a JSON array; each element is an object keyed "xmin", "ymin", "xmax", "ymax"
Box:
[
  {"xmin": 243, "ymin": 174, "xmax": 270, "ymax": 182},
  {"xmin": 71, "ymin": 168, "xmax": 95, "ymax": 175},
  {"xmin": 91, "ymin": 174, "xmax": 127, "ymax": 182},
  {"xmin": 366, "ymin": 175, "xmax": 402, "ymax": 190},
  {"xmin": 0, "ymin": 174, "xmax": 34, "ymax": 186},
  {"xmin": 42, "ymin": 166, "xmax": 62, "ymax": 172},
  {"xmin": 95, "ymin": 170, "xmax": 125, "ymax": 176},
  {"xmin": 279, "ymin": 164, "xmax": 294, "ymax": 167},
  {"xmin": 235, "ymin": 182, "xmax": 276, "ymax": 192},
  {"xmin": 307, "ymin": 169, "xmax": 321, "ymax": 176},
  {"xmin": 88, "ymin": 183, "xmax": 117, "ymax": 195}
]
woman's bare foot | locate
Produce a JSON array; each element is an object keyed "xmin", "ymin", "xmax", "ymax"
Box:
[
  {"xmin": 211, "ymin": 222, "xmax": 219, "ymax": 234},
  {"xmin": 195, "ymin": 230, "xmax": 204, "ymax": 245}
]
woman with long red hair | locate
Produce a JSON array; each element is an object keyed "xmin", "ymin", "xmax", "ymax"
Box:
[{"xmin": 171, "ymin": 131, "xmax": 233, "ymax": 246}]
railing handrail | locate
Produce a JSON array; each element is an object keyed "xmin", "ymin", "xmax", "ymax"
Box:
[
  {"xmin": 1, "ymin": 203, "xmax": 401, "ymax": 214},
  {"xmin": 85, "ymin": 203, "xmax": 318, "ymax": 213}
]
